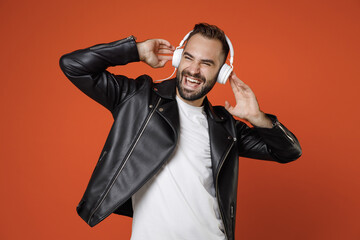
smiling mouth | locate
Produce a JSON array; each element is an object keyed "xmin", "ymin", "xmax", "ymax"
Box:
[{"xmin": 184, "ymin": 75, "xmax": 204, "ymax": 88}]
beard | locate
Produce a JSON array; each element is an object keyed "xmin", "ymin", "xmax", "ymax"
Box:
[{"xmin": 176, "ymin": 69, "xmax": 217, "ymax": 101}]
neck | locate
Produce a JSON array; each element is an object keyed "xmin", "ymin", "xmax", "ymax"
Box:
[{"xmin": 176, "ymin": 89, "xmax": 205, "ymax": 107}]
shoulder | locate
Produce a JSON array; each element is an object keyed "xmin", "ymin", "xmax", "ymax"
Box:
[{"xmin": 111, "ymin": 74, "xmax": 154, "ymax": 94}]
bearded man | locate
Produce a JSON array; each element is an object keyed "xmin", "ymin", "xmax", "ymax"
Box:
[{"xmin": 60, "ymin": 23, "xmax": 302, "ymax": 240}]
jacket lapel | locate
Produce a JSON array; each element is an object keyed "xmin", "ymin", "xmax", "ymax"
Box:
[
  {"xmin": 205, "ymin": 100, "xmax": 234, "ymax": 181},
  {"xmin": 156, "ymin": 100, "xmax": 180, "ymax": 137},
  {"xmin": 153, "ymin": 79, "xmax": 179, "ymax": 137}
]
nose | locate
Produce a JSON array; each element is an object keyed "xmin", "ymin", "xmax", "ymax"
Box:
[{"xmin": 188, "ymin": 62, "xmax": 201, "ymax": 75}]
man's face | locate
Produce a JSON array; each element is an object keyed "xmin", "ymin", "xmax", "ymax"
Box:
[{"xmin": 176, "ymin": 34, "xmax": 224, "ymax": 102}]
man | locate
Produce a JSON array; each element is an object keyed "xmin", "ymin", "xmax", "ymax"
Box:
[{"xmin": 60, "ymin": 23, "xmax": 301, "ymax": 240}]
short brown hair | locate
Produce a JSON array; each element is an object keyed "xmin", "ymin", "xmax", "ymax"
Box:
[{"xmin": 186, "ymin": 23, "xmax": 229, "ymax": 62}]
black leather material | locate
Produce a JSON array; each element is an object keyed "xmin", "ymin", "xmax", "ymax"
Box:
[{"xmin": 59, "ymin": 36, "xmax": 302, "ymax": 240}]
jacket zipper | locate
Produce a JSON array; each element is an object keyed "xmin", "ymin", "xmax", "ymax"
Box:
[
  {"xmin": 87, "ymin": 97, "xmax": 162, "ymax": 224},
  {"xmin": 216, "ymin": 138, "xmax": 235, "ymax": 240},
  {"xmin": 89, "ymin": 35, "xmax": 136, "ymax": 51}
]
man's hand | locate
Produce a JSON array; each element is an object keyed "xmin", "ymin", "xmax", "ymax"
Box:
[
  {"xmin": 137, "ymin": 39, "xmax": 175, "ymax": 68},
  {"xmin": 224, "ymin": 72, "xmax": 273, "ymax": 128}
]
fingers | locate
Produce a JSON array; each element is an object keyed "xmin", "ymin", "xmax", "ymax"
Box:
[
  {"xmin": 229, "ymin": 75, "xmax": 241, "ymax": 94},
  {"xmin": 224, "ymin": 101, "xmax": 235, "ymax": 114},
  {"xmin": 155, "ymin": 39, "xmax": 175, "ymax": 56},
  {"xmin": 156, "ymin": 39, "xmax": 175, "ymax": 51},
  {"xmin": 229, "ymin": 72, "xmax": 252, "ymax": 93},
  {"xmin": 158, "ymin": 55, "xmax": 172, "ymax": 61},
  {"xmin": 230, "ymin": 72, "xmax": 244, "ymax": 86},
  {"xmin": 157, "ymin": 48, "xmax": 174, "ymax": 55},
  {"xmin": 224, "ymin": 101, "xmax": 230, "ymax": 109},
  {"xmin": 153, "ymin": 55, "xmax": 173, "ymax": 68}
]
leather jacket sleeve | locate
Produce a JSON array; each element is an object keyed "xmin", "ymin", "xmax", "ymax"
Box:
[
  {"xmin": 59, "ymin": 36, "xmax": 143, "ymax": 112},
  {"xmin": 236, "ymin": 114, "xmax": 302, "ymax": 163}
]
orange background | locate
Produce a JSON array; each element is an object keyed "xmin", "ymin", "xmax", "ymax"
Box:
[{"xmin": 1, "ymin": 0, "xmax": 359, "ymax": 239}]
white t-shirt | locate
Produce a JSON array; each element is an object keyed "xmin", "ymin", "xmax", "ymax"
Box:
[{"xmin": 130, "ymin": 96, "xmax": 226, "ymax": 240}]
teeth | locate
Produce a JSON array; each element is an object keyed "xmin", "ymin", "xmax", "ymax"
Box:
[{"xmin": 187, "ymin": 77, "xmax": 201, "ymax": 84}]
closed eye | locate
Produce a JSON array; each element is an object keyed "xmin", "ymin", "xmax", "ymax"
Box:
[
  {"xmin": 183, "ymin": 51, "xmax": 215, "ymax": 66},
  {"xmin": 184, "ymin": 52, "xmax": 193, "ymax": 60}
]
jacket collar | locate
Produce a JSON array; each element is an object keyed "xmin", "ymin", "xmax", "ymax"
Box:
[{"xmin": 153, "ymin": 78, "xmax": 225, "ymax": 122}]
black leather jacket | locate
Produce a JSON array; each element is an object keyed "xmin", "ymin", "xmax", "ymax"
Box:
[{"xmin": 59, "ymin": 36, "xmax": 302, "ymax": 240}]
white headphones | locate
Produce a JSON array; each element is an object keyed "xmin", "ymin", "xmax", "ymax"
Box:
[{"xmin": 172, "ymin": 31, "xmax": 235, "ymax": 84}]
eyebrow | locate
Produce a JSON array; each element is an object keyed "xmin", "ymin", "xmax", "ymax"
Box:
[{"xmin": 184, "ymin": 52, "xmax": 215, "ymax": 65}]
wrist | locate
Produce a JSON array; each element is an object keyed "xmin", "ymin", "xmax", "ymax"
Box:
[
  {"xmin": 136, "ymin": 42, "xmax": 146, "ymax": 61},
  {"xmin": 248, "ymin": 111, "xmax": 273, "ymax": 128}
]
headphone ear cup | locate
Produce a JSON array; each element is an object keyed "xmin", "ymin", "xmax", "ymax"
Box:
[
  {"xmin": 217, "ymin": 64, "xmax": 233, "ymax": 84},
  {"xmin": 172, "ymin": 49, "xmax": 183, "ymax": 68}
]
